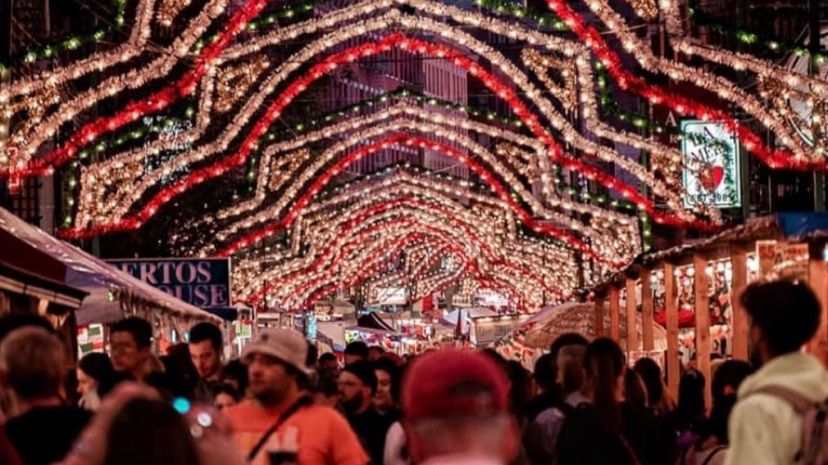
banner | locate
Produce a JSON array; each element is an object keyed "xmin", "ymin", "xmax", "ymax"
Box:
[
  {"xmin": 681, "ymin": 120, "xmax": 741, "ymax": 209},
  {"xmin": 109, "ymin": 258, "xmax": 231, "ymax": 308}
]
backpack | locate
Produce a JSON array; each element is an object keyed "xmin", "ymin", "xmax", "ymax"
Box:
[{"xmin": 754, "ymin": 385, "xmax": 828, "ymax": 465}]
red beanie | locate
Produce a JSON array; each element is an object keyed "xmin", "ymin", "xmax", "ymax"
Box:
[{"xmin": 402, "ymin": 349, "xmax": 509, "ymax": 422}]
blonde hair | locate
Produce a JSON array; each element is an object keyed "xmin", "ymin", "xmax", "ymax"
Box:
[{"xmin": 0, "ymin": 326, "xmax": 65, "ymax": 400}]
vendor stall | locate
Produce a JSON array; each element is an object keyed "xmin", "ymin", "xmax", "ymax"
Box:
[
  {"xmin": 589, "ymin": 213, "xmax": 828, "ymax": 406},
  {"xmin": 0, "ymin": 207, "xmax": 221, "ymax": 353}
]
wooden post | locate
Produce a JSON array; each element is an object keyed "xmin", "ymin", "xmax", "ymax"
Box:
[
  {"xmin": 664, "ymin": 262, "xmax": 680, "ymax": 401},
  {"xmin": 809, "ymin": 243, "xmax": 828, "ymax": 367},
  {"xmin": 641, "ymin": 268, "xmax": 654, "ymax": 351},
  {"xmin": 694, "ymin": 253, "xmax": 712, "ymax": 410},
  {"xmin": 610, "ymin": 286, "xmax": 621, "ymax": 342},
  {"xmin": 730, "ymin": 243, "xmax": 749, "ymax": 361},
  {"xmin": 626, "ymin": 278, "xmax": 639, "ymax": 354},
  {"xmin": 594, "ymin": 297, "xmax": 605, "ymax": 338}
]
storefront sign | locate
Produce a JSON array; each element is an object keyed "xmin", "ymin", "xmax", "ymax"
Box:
[
  {"xmin": 681, "ymin": 120, "xmax": 741, "ymax": 209},
  {"xmin": 109, "ymin": 258, "xmax": 231, "ymax": 308}
]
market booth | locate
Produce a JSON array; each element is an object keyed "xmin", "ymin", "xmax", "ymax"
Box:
[
  {"xmin": 0, "ymin": 207, "xmax": 221, "ymax": 354},
  {"xmin": 589, "ymin": 213, "xmax": 828, "ymax": 407}
]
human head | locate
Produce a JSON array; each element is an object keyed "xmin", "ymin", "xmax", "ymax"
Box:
[
  {"xmin": 557, "ymin": 343, "xmax": 587, "ymax": 396},
  {"xmin": 0, "ymin": 327, "xmax": 66, "ymax": 401},
  {"xmin": 211, "ymin": 383, "xmax": 240, "ymax": 411},
  {"xmin": 318, "ymin": 352, "xmax": 338, "ymax": 372},
  {"xmin": 221, "ymin": 359, "xmax": 248, "ymax": 395},
  {"xmin": 633, "ymin": 357, "xmax": 664, "ymax": 408},
  {"xmin": 188, "ymin": 322, "xmax": 223, "ymax": 381},
  {"xmin": 103, "ymin": 398, "xmax": 201, "ymax": 465},
  {"xmin": 402, "ymin": 349, "xmax": 519, "ymax": 464},
  {"xmin": 344, "ymin": 341, "xmax": 369, "ymax": 366},
  {"xmin": 677, "ymin": 369, "xmax": 705, "ymax": 424},
  {"xmin": 623, "ymin": 368, "xmax": 648, "ymax": 409},
  {"xmin": 312, "ymin": 369, "xmax": 340, "ymax": 408},
  {"xmin": 549, "ymin": 333, "xmax": 589, "ymax": 385},
  {"xmin": 741, "ymin": 280, "xmax": 820, "ymax": 364},
  {"xmin": 374, "ymin": 357, "xmax": 400, "ymax": 412},
  {"xmin": 110, "ymin": 317, "xmax": 153, "ymax": 379},
  {"xmin": 338, "ymin": 360, "xmax": 376, "ymax": 414},
  {"xmin": 367, "ymin": 345, "xmax": 384, "ymax": 361},
  {"xmin": 241, "ymin": 329, "xmax": 310, "ymax": 407},
  {"xmin": 533, "ymin": 353, "xmax": 555, "ymax": 393},
  {"xmin": 507, "ymin": 361, "xmax": 533, "ymax": 417},
  {"xmin": 77, "ymin": 352, "xmax": 114, "ymax": 396},
  {"xmin": 708, "ymin": 360, "xmax": 753, "ymax": 443},
  {"xmin": 583, "ymin": 338, "xmax": 626, "ymax": 433}
]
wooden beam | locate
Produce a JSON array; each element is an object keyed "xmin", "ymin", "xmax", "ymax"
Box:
[
  {"xmin": 594, "ymin": 298, "xmax": 605, "ymax": 338},
  {"xmin": 730, "ymin": 243, "xmax": 749, "ymax": 361},
  {"xmin": 694, "ymin": 253, "xmax": 712, "ymax": 411},
  {"xmin": 809, "ymin": 244, "xmax": 828, "ymax": 367},
  {"xmin": 641, "ymin": 268, "xmax": 654, "ymax": 351},
  {"xmin": 610, "ymin": 286, "xmax": 621, "ymax": 342},
  {"xmin": 626, "ymin": 278, "xmax": 639, "ymax": 354},
  {"xmin": 664, "ymin": 262, "xmax": 680, "ymax": 401}
]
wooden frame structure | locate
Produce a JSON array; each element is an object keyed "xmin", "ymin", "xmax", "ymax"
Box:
[{"xmin": 588, "ymin": 214, "xmax": 828, "ymax": 407}]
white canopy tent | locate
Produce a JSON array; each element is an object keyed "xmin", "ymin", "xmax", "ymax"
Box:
[
  {"xmin": 521, "ymin": 302, "xmax": 667, "ymax": 351},
  {"xmin": 0, "ymin": 208, "xmax": 220, "ymax": 326}
]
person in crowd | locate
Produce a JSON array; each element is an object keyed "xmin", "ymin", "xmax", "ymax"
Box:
[
  {"xmin": 59, "ymin": 382, "xmax": 245, "ymax": 465},
  {"xmin": 344, "ymin": 341, "xmax": 369, "ymax": 366},
  {"xmin": 556, "ymin": 338, "xmax": 668, "ymax": 465},
  {"xmin": 525, "ymin": 353, "xmax": 557, "ymax": 420},
  {"xmin": 221, "ymin": 359, "xmax": 248, "ymax": 396},
  {"xmin": 678, "ymin": 360, "xmax": 752, "ymax": 465},
  {"xmin": 634, "ymin": 358, "xmax": 676, "ymax": 416},
  {"xmin": 224, "ymin": 328, "xmax": 368, "ymax": 465},
  {"xmin": 373, "ymin": 357, "xmax": 401, "ymax": 419},
  {"xmin": 339, "ymin": 360, "xmax": 393, "ymax": 465},
  {"xmin": 367, "ymin": 346, "xmax": 384, "ymax": 362},
  {"xmin": 1, "ymin": 327, "xmax": 91, "ymax": 465},
  {"xmin": 311, "ymin": 369, "xmax": 340, "ymax": 408},
  {"xmin": 109, "ymin": 317, "xmax": 154, "ymax": 382},
  {"xmin": 674, "ymin": 369, "xmax": 706, "ymax": 452},
  {"xmin": 507, "ymin": 360, "xmax": 553, "ymax": 465},
  {"xmin": 530, "ymin": 333, "xmax": 591, "ymax": 419},
  {"xmin": 154, "ymin": 343, "xmax": 199, "ymax": 400},
  {"xmin": 534, "ymin": 336, "xmax": 588, "ymax": 462},
  {"xmin": 0, "ymin": 314, "xmax": 57, "ymax": 418},
  {"xmin": 0, "ymin": 427, "xmax": 21, "ymax": 465},
  {"xmin": 624, "ymin": 369, "xmax": 649, "ymax": 411},
  {"xmin": 725, "ymin": 280, "xmax": 828, "ymax": 465},
  {"xmin": 212, "ymin": 383, "xmax": 241, "ymax": 411},
  {"xmin": 318, "ymin": 352, "xmax": 339, "ymax": 372},
  {"xmin": 189, "ymin": 322, "xmax": 224, "ymax": 401},
  {"xmin": 77, "ymin": 352, "xmax": 114, "ymax": 411},
  {"xmin": 401, "ymin": 349, "xmax": 520, "ymax": 465}
]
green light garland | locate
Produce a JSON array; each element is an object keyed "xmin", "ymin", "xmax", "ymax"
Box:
[{"xmin": 5, "ymin": 0, "xmax": 126, "ymax": 68}]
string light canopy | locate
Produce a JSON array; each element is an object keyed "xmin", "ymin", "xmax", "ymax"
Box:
[{"xmin": 3, "ymin": 0, "xmax": 825, "ymax": 309}]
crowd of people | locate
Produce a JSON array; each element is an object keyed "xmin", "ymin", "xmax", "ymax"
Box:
[{"xmin": 0, "ymin": 279, "xmax": 826, "ymax": 465}]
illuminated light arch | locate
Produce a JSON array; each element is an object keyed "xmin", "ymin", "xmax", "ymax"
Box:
[
  {"xmin": 199, "ymin": 119, "xmax": 639, "ymax": 262},
  {"xmin": 234, "ymin": 184, "xmax": 576, "ymax": 307},
  {"xmin": 5, "ymin": 0, "xmax": 256, "ymax": 176},
  {"xmin": 284, "ymin": 220, "xmax": 558, "ymax": 309},
  {"xmin": 63, "ymin": 24, "xmax": 712, "ymax": 235},
  {"xmin": 230, "ymin": 175, "xmax": 580, "ymax": 296},
  {"xmin": 545, "ymin": 0, "xmax": 823, "ymax": 169},
  {"xmin": 213, "ymin": 132, "xmax": 612, "ymax": 264}
]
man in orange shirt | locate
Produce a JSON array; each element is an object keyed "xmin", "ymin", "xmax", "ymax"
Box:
[{"xmin": 224, "ymin": 328, "xmax": 368, "ymax": 465}]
